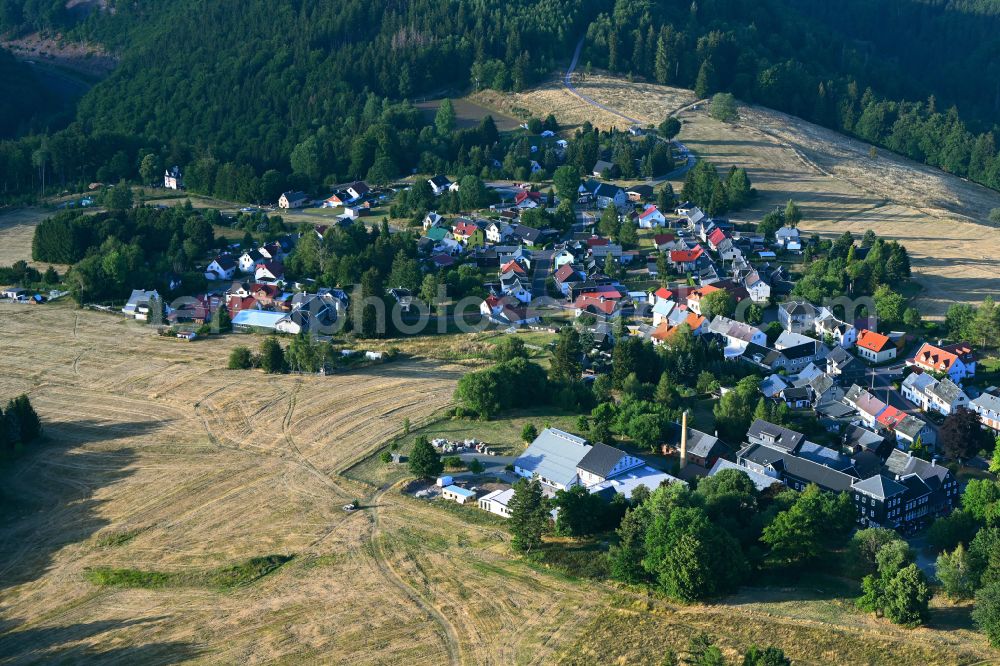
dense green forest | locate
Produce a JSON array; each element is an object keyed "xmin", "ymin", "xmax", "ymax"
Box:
[
  {"xmin": 2, "ymin": 0, "xmax": 1000, "ymax": 202},
  {"xmin": 0, "ymin": 48, "xmax": 53, "ymax": 139}
]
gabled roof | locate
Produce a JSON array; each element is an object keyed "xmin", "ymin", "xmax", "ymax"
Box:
[
  {"xmin": 910, "ymin": 341, "xmax": 976, "ymax": 372},
  {"xmin": 577, "ymin": 442, "xmax": 630, "ymax": 478},
  {"xmin": 638, "ymin": 205, "xmax": 662, "ymax": 219},
  {"xmin": 671, "ymin": 246, "xmax": 704, "ymax": 263},
  {"xmin": 884, "ymin": 449, "xmax": 951, "ymax": 483},
  {"xmin": 852, "ymin": 474, "xmax": 908, "ymax": 500},
  {"xmin": 747, "ymin": 419, "xmax": 805, "ymax": 452},
  {"xmin": 500, "ymin": 259, "xmax": 527, "ymax": 275},
  {"xmin": 514, "ymin": 429, "xmax": 591, "ymax": 487},
  {"xmin": 708, "ymin": 227, "xmax": 727, "ymax": 246},
  {"xmin": 429, "ymin": 174, "xmax": 452, "ymax": 188},
  {"xmin": 739, "ymin": 443, "xmax": 859, "ymax": 492},
  {"xmin": 857, "ymin": 329, "xmax": 893, "ymax": 353},
  {"xmin": 211, "ymin": 254, "xmax": 237, "ymax": 270}
]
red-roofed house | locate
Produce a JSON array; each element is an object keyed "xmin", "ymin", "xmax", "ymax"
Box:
[
  {"xmin": 452, "ymin": 219, "xmax": 484, "ymax": 246},
  {"xmin": 500, "ymin": 259, "xmax": 528, "ymax": 276},
  {"xmin": 669, "ymin": 245, "xmax": 704, "ymax": 272},
  {"xmin": 648, "ymin": 286, "xmax": 674, "ymax": 305},
  {"xmin": 636, "ymin": 205, "xmax": 667, "ymax": 229},
  {"xmin": 255, "ymin": 261, "xmax": 285, "ymax": 283},
  {"xmin": 574, "ymin": 294, "xmax": 622, "ymax": 319},
  {"xmin": 908, "ymin": 342, "xmax": 977, "ymax": 382},
  {"xmin": 650, "ymin": 313, "xmax": 707, "ymax": 346},
  {"xmin": 586, "ymin": 237, "xmax": 610, "ymax": 248},
  {"xmin": 651, "ymin": 233, "xmax": 676, "ymax": 250},
  {"xmin": 707, "ymin": 227, "xmax": 728, "ymax": 250},
  {"xmin": 514, "ymin": 190, "xmax": 542, "ymax": 208},
  {"xmin": 856, "ymin": 329, "xmax": 896, "ymax": 363},
  {"xmin": 227, "ymin": 296, "xmax": 259, "ymax": 318},
  {"xmin": 686, "ymin": 284, "xmax": 721, "ymax": 315}
]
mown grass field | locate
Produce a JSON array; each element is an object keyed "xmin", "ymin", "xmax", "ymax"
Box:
[{"xmin": 0, "ymin": 301, "xmax": 996, "ymax": 664}]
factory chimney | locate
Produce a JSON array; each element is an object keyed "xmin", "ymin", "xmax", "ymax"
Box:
[{"xmin": 680, "ymin": 411, "xmax": 688, "ymax": 470}]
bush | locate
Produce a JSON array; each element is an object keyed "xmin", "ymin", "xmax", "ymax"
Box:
[
  {"xmin": 228, "ymin": 346, "xmax": 253, "ymax": 369},
  {"xmin": 379, "ymin": 451, "xmax": 392, "ymax": 464}
]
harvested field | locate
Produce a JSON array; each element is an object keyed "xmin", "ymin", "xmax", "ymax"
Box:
[
  {"xmin": 0, "ymin": 207, "xmax": 66, "ymax": 271},
  {"xmin": 509, "ymin": 73, "xmax": 1000, "ymax": 315},
  {"xmin": 0, "ymin": 302, "xmax": 996, "ymax": 663}
]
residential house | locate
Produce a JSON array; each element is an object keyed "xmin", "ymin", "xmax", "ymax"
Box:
[
  {"xmin": 664, "ymin": 422, "xmax": 729, "ymax": 469},
  {"xmin": 583, "ymin": 180, "xmax": 628, "ymax": 209},
  {"xmin": 707, "ymin": 315, "xmax": 766, "ymax": 355},
  {"xmin": 428, "ymin": 175, "xmax": 452, "ymax": 195},
  {"xmin": 278, "ymin": 191, "xmax": 309, "ymax": 209},
  {"xmin": 826, "ymin": 346, "xmax": 866, "ymax": 386},
  {"xmin": 122, "ymin": 289, "xmax": 161, "ymax": 321},
  {"xmin": 204, "ymin": 254, "xmax": 237, "ymax": 281},
  {"xmin": 510, "ymin": 224, "xmax": 543, "ymax": 247},
  {"xmin": 592, "ymin": 160, "xmax": 615, "ymax": 177},
  {"xmin": 856, "ymin": 329, "xmax": 896, "ymax": 363},
  {"xmin": 164, "ymin": 166, "xmax": 183, "ymax": 189},
  {"xmin": 574, "ymin": 293, "xmax": 622, "ymax": 320},
  {"xmin": 255, "ymin": 261, "xmax": 285, "ymax": 283},
  {"xmin": 901, "ymin": 372, "xmax": 969, "ymax": 416},
  {"xmin": 742, "ymin": 270, "xmax": 771, "ymax": 303},
  {"xmin": 238, "ymin": 249, "xmax": 264, "ymax": 273},
  {"xmin": 485, "ymin": 221, "xmax": 514, "ymax": 244},
  {"xmin": 553, "ymin": 264, "xmax": 585, "ymax": 297},
  {"xmin": 514, "ymin": 190, "xmax": 543, "ymax": 208},
  {"xmin": 815, "ymin": 310, "xmax": 858, "ymax": 348},
  {"xmin": 668, "ymin": 244, "xmax": 705, "ymax": 273},
  {"xmin": 636, "ymin": 205, "xmax": 666, "ymax": 228},
  {"xmin": 971, "ymin": 392, "xmax": 1000, "ymax": 432},
  {"xmin": 423, "ymin": 212, "xmax": 445, "ymax": 230},
  {"xmin": 908, "ymin": 342, "xmax": 977, "ymax": 383},
  {"xmin": 650, "ymin": 312, "xmax": 706, "ymax": 345},
  {"xmin": 880, "ymin": 450, "xmax": 958, "ymax": 521},
  {"xmin": 778, "ymin": 301, "xmax": 820, "ymax": 334},
  {"xmin": 651, "ymin": 298, "xmax": 676, "ymax": 327},
  {"xmin": 626, "ymin": 184, "xmax": 654, "ymax": 202},
  {"xmin": 774, "ymin": 227, "xmax": 801, "ymax": 251},
  {"xmin": 452, "ymin": 219, "xmax": 485, "ymax": 246}
]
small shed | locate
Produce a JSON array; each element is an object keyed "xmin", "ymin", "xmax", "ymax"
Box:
[
  {"xmin": 441, "ymin": 485, "xmax": 476, "ymax": 504},
  {"xmin": 436, "ymin": 475, "xmax": 454, "ymax": 487}
]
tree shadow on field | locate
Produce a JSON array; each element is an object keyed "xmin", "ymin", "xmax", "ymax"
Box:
[
  {"xmin": 0, "ymin": 617, "xmax": 204, "ymax": 665},
  {"xmin": 0, "ymin": 420, "xmax": 164, "ymax": 592}
]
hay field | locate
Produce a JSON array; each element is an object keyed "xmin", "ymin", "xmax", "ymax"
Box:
[
  {"xmin": 0, "ymin": 303, "xmax": 996, "ymax": 663},
  {"xmin": 0, "ymin": 208, "xmax": 66, "ymax": 270},
  {"xmin": 510, "ymin": 73, "xmax": 1000, "ymax": 315}
]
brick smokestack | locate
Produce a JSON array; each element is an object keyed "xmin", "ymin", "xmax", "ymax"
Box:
[{"xmin": 680, "ymin": 410, "xmax": 688, "ymax": 469}]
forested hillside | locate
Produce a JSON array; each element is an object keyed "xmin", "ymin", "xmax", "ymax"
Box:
[
  {"xmin": 0, "ymin": 47, "xmax": 53, "ymax": 138},
  {"xmin": 2, "ymin": 0, "xmax": 1000, "ymax": 202}
]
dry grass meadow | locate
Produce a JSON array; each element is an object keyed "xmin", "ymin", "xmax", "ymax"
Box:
[
  {"xmin": 0, "ymin": 302, "xmax": 996, "ymax": 664},
  {"xmin": 495, "ymin": 72, "xmax": 1000, "ymax": 317}
]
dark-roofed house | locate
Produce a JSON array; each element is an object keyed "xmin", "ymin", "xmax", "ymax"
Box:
[
  {"xmin": 576, "ymin": 443, "xmax": 644, "ymax": 486},
  {"xmin": 428, "ymin": 174, "xmax": 452, "ymax": 195},
  {"xmin": 826, "ymin": 346, "xmax": 865, "ymax": 386},
  {"xmin": 737, "ymin": 442, "xmax": 860, "ymax": 493},
  {"xmin": 884, "ymin": 449, "xmax": 958, "ymax": 517},
  {"xmin": 747, "ymin": 419, "xmax": 805, "ymax": 453},
  {"xmin": 664, "ymin": 422, "xmax": 729, "ymax": 469},
  {"xmin": 851, "ymin": 475, "xmax": 909, "ymax": 528}
]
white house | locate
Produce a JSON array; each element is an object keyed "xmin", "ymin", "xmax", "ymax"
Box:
[
  {"xmin": 479, "ymin": 488, "xmax": 515, "ymax": 517},
  {"xmin": 428, "ymin": 175, "xmax": 452, "ymax": 196},
  {"xmin": 575, "ymin": 443, "xmax": 644, "ymax": 487},
  {"xmin": 204, "ymin": 255, "xmax": 237, "ymax": 281},
  {"xmin": 971, "ymin": 393, "xmax": 1000, "ymax": 432},
  {"xmin": 423, "ymin": 211, "xmax": 445, "ymax": 230},
  {"xmin": 743, "ymin": 270, "xmax": 771, "ymax": 303},
  {"xmin": 485, "ymin": 221, "xmax": 513, "ymax": 244},
  {"xmin": 255, "ymin": 262, "xmax": 285, "ymax": 283},
  {"xmin": 122, "ymin": 289, "xmax": 161, "ymax": 321},
  {"xmin": 815, "ymin": 309, "xmax": 857, "ymax": 348},
  {"xmin": 908, "ymin": 342, "xmax": 977, "ymax": 384},
  {"xmin": 278, "ymin": 191, "xmax": 309, "ymax": 209},
  {"xmin": 775, "ymin": 227, "xmax": 801, "ymax": 250},
  {"xmin": 636, "ymin": 205, "xmax": 666, "ymax": 229},
  {"xmin": 901, "ymin": 372, "xmax": 969, "ymax": 416},
  {"xmin": 708, "ymin": 315, "xmax": 767, "ymax": 355},
  {"xmin": 239, "ymin": 249, "xmax": 264, "ymax": 273},
  {"xmin": 856, "ymin": 329, "xmax": 896, "ymax": 364},
  {"xmin": 778, "ymin": 301, "xmax": 819, "ymax": 334},
  {"xmin": 164, "ymin": 166, "xmax": 183, "ymax": 189}
]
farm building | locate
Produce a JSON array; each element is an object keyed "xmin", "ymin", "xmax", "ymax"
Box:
[{"xmin": 441, "ymin": 485, "xmax": 476, "ymax": 505}]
